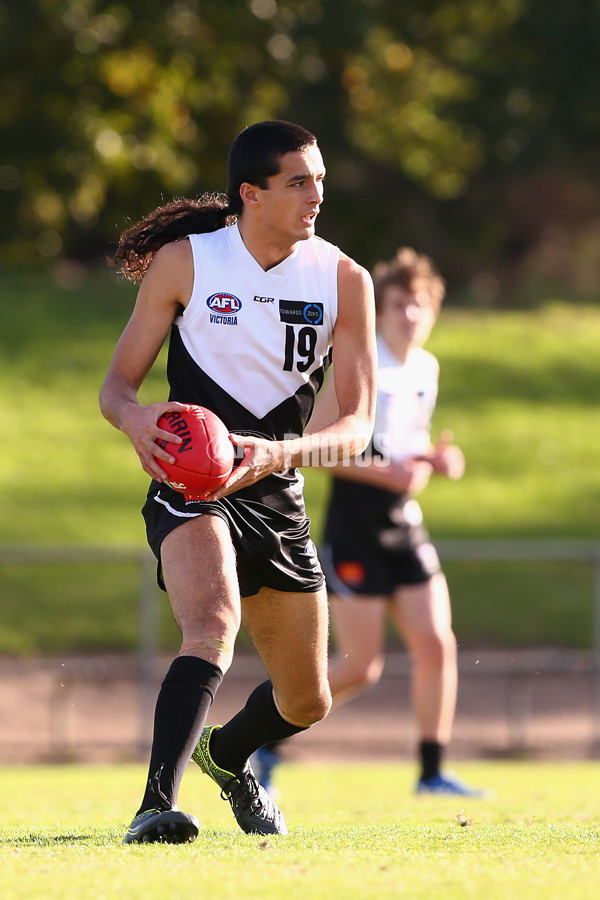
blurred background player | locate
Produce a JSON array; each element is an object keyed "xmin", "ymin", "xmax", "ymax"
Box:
[{"xmin": 254, "ymin": 247, "xmax": 489, "ymax": 797}]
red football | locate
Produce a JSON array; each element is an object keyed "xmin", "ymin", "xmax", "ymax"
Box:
[{"xmin": 156, "ymin": 405, "xmax": 234, "ymax": 499}]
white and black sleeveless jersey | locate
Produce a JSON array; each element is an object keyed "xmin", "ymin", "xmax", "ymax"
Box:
[
  {"xmin": 372, "ymin": 336, "xmax": 438, "ymax": 463},
  {"xmin": 322, "ymin": 336, "xmax": 442, "ymax": 592},
  {"xmin": 164, "ymin": 222, "xmax": 339, "ymax": 499},
  {"xmin": 327, "ymin": 335, "xmax": 439, "ymax": 539},
  {"xmin": 169, "ymin": 223, "xmax": 338, "ymax": 433}
]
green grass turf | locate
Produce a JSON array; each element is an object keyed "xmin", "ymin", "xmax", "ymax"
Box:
[
  {"xmin": 1, "ymin": 268, "xmax": 600, "ymax": 651},
  {"xmin": 0, "ymin": 762, "xmax": 598, "ymax": 899}
]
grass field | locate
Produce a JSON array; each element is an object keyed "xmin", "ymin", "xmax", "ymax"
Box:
[
  {"xmin": 1, "ymin": 268, "xmax": 600, "ymax": 652},
  {"xmin": 3, "ymin": 270, "xmax": 599, "ymax": 546},
  {"xmin": 1, "ymin": 761, "xmax": 598, "ymax": 899}
]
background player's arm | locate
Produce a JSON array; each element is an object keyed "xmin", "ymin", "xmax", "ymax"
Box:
[
  {"xmin": 421, "ymin": 429, "xmax": 465, "ymax": 480},
  {"xmin": 309, "ymin": 377, "xmax": 433, "ymax": 494},
  {"xmin": 99, "ymin": 241, "xmax": 193, "ymax": 481},
  {"xmin": 319, "ymin": 453, "xmax": 433, "ymax": 495},
  {"xmin": 408, "ymin": 353, "xmax": 465, "ymax": 481}
]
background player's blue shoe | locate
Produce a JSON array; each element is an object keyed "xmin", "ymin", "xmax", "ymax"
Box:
[
  {"xmin": 250, "ymin": 745, "xmax": 282, "ymax": 797},
  {"xmin": 416, "ymin": 771, "xmax": 492, "ymax": 798}
]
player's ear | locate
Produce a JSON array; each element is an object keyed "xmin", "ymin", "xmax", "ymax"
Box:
[{"xmin": 239, "ymin": 182, "xmax": 261, "ymax": 207}]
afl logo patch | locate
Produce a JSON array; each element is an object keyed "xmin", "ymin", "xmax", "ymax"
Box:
[{"xmin": 206, "ymin": 293, "xmax": 242, "ymax": 314}]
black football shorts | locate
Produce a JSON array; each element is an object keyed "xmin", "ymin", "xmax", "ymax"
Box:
[
  {"xmin": 320, "ymin": 480, "xmax": 442, "ymax": 597},
  {"xmin": 142, "ymin": 480, "xmax": 325, "ymax": 598}
]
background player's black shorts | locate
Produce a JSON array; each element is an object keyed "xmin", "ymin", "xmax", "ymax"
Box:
[
  {"xmin": 321, "ymin": 480, "xmax": 442, "ymax": 597},
  {"xmin": 142, "ymin": 480, "xmax": 324, "ymax": 598}
]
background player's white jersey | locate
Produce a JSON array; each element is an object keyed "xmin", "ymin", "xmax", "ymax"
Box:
[
  {"xmin": 168, "ymin": 223, "xmax": 339, "ymax": 440},
  {"xmin": 373, "ymin": 336, "xmax": 438, "ymax": 463}
]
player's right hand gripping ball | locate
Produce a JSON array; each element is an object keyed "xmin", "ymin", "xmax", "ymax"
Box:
[{"xmin": 157, "ymin": 405, "xmax": 234, "ymax": 500}]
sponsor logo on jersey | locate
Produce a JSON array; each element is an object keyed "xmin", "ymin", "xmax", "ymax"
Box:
[
  {"xmin": 254, "ymin": 295, "xmax": 274, "ymax": 303},
  {"xmin": 207, "ymin": 292, "xmax": 241, "ymax": 325},
  {"xmin": 279, "ymin": 300, "xmax": 324, "ymax": 325}
]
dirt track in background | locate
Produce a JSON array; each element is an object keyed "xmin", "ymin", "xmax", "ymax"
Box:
[{"xmin": 1, "ymin": 648, "xmax": 597, "ymax": 765}]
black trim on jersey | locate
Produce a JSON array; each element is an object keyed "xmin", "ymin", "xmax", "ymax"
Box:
[
  {"xmin": 164, "ymin": 326, "xmax": 332, "ymax": 502},
  {"xmin": 167, "ymin": 326, "xmax": 330, "ymax": 437}
]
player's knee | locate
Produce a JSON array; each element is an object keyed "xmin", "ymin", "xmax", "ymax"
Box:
[
  {"xmin": 334, "ymin": 651, "xmax": 384, "ymax": 692},
  {"xmin": 362, "ymin": 654, "xmax": 385, "ymax": 688},
  {"xmin": 305, "ymin": 687, "xmax": 333, "ymax": 725},
  {"xmin": 417, "ymin": 629, "xmax": 457, "ymax": 668},
  {"xmin": 179, "ymin": 606, "xmax": 240, "ymax": 645},
  {"xmin": 283, "ymin": 686, "xmax": 332, "ymax": 727}
]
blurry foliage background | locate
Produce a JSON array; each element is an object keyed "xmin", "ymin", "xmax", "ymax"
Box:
[
  {"xmin": 2, "ymin": 0, "xmax": 600, "ymax": 303},
  {"xmin": 1, "ymin": 2, "xmax": 600, "ymax": 651}
]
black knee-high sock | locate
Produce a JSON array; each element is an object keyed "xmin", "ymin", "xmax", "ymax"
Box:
[
  {"xmin": 209, "ymin": 680, "xmax": 307, "ymax": 772},
  {"xmin": 419, "ymin": 740, "xmax": 444, "ymax": 781},
  {"xmin": 137, "ymin": 656, "xmax": 223, "ymax": 814}
]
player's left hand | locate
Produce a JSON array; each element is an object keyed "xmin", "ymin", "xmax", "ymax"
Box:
[
  {"xmin": 202, "ymin": 434, "xmax": 285, "ymax": 500},
  {"xmin": 429, "ymin": 429, "xmax": 465, "ymax": 480}
]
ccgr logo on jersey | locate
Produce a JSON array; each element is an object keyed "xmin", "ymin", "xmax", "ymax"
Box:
[
  {"xmin": 279, "ymin": 300, "xmax": 324, "ymax": 325},
  {"xmin": 207, "ymin": 292, "xmax": 242, "ymax": 325}
]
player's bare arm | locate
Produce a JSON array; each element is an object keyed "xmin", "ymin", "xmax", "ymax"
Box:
[
  {"xmin": 99, "ymin": 241, "xmax": 194, "ymax": 481},
  {"xmin": 290, "ymin": 252, "xmax": 377, "ymax": 461}
]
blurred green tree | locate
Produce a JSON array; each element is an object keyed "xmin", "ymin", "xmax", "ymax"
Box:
[
  {"xmin": 0, "ymin": 0, "xmax": 301, "ymax": 261},
  {"xmin": 1, "ymin": 0, "xmax": 599, "ymax": 299},
  {"xmin": 287, "ymin": 0, "xmax": 600, "ymax": 296}
]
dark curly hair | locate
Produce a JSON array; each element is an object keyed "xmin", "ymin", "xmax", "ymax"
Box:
[{"xmin": 110, "ymin": 120, "xmax": 317, "ymax": 283}]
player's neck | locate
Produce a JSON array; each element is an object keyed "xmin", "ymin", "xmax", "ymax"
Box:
[
  {"xmin": 379, "ymin": 333, "xmax": 412, "ymax": 364},
  {"xmin": 237, "ymin": 218, "xmax": 298, "ymax": 271}
]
